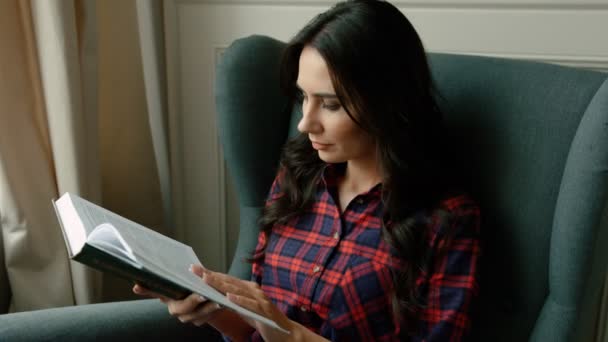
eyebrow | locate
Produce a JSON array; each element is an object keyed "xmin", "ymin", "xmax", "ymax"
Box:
[{"xmin": 295, "ymin": 84, "xmax": 338, "ymax": 99}]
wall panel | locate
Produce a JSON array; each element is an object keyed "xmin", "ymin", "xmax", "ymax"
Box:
[{"xmin": 164, "ymin": 0, "xmax": 607, "ymax": 271}]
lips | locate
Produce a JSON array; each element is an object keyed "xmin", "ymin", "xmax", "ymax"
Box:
[{"xmin": 311, "ymin": 141, "xmax": 332, "ymax": 150}]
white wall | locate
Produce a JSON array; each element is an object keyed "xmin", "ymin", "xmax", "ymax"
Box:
[{"xmin": 163, "ymin": 0, "xmax": 608, "ymax": 271}]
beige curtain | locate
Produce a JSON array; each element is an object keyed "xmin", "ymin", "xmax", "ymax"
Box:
[
  {"xmin": 31, "ymin": 0, "xmax": 103, "ymax": 307},
  {"xmin": 0, "ymin": 0, "xmax": 99, "ymax": 311},
  {"xmin": 0, "ymin": 0, "xmax": 169, "ymax": 312},
  {"xmin": 135, "ymin": 0, "xmax": 173, "ymax": 231}
]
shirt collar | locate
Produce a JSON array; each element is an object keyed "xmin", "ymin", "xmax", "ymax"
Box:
[{"xmin": 320, "ymin": 162, "xmax": 383, "ymax": 198}]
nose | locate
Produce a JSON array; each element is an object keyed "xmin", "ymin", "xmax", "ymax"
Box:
[{"xmin": 297, "ymin": 100, "xmax": 322, "ymax": 134}]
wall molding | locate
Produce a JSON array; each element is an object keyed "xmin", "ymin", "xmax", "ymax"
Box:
[
  {"xmin": 163, "ymin": 0, "xmax": 607, "ymax": 271},
  {"xmin": 174, "ymin": 0, "xmax": 608, "ymax": 10}
]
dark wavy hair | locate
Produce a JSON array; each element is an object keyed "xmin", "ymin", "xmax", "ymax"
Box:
[{"xmin": 254, "ymin": 0, "xmax": 451, "ymax": 332}]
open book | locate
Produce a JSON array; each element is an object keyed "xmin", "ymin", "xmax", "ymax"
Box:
[{"xmin": 53, "ymin": 192, "xmax": 286, "ymax": 333}]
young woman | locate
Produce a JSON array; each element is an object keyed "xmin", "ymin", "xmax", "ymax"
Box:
[{"xmin": 135, "ymin": 1, "xmax": 481, "ymax": 341}]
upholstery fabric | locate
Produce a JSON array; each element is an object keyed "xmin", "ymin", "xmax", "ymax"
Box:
[
  {"xmin": 0, "ymin": 299, "xmax": 221, "ymax": 341},
  {"xmin": 0, "ymin": 34, "xmax": 605, "ymax": 341},
  {"xmin": 215, "ymin": 35, "xmax": 608, "ymax": 341},
  {"xmin": 427, "ymin": 53, "xmax": 608, "ymax": 341}
]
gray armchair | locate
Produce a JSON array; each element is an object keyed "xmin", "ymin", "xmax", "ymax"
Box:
[{"xmin": 1, "ymin": 35, "xmax": 607, "ymax": 342}]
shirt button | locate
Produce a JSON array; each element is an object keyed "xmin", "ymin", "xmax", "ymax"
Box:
[
  {"xmin": 333, "ymin": 231, "xmax": 340, "ymax": 240},
  {"xmin": 313, "ymin": 265, "xmax": 321, "ymax": 273},
  {"xmin": 300, "ymin": 306, "xmax": 307, "ymax": 312},
  {"xmin": 356, "ymin": 198, "xmax": 364, "ymax": 204}
]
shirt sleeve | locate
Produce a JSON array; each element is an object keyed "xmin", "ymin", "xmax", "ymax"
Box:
[{"xmin": 413, "ymin": 197, "xmax": 481, "ymax": 342}]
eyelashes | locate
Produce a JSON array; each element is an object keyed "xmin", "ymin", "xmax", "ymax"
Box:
[
  {"xmin": 295, "ymin": 90, "xmax": 342, "ymax": 112},
  {"xmin": 323, "ymin": 103, "xmax": 341, "ymax": 111}
]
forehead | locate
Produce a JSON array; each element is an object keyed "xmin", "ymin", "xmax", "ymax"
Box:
[{"xmin": 296, "ymin": 45, "xmax": 335, "ymax": 91}]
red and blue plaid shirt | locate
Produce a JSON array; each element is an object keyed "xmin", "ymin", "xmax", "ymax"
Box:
[{"xmin": 248, "ymin": 164, "xmax": 481, "ymax": 341}]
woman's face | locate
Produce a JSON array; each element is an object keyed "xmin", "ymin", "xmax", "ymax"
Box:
[{"xmin": 296, "ymin": 46, "xmax": 376, "ymax": 164}]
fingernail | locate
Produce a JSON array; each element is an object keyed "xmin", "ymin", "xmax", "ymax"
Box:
[
  {"xmin": 189, "ymin": 264, "xmax": 194, "ymax": 272},
  {"xmin": 198, "ymin": 295, "xmax": 206, "ymax": 302}
]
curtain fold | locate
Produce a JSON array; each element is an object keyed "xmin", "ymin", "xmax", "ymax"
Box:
[
  {"xmin": 135, "ymin": 0, "xmax": 173, "ymax": 232},
  {"xmin": 0, "ymin": 0, "xmax": 79, "ymax": 312},
  {"xmin": 0, "ymin": 213, "xmax": 8, "ymax": 313},
  {"xmin": 30, "ymin": 0, "xmax": 102, "ymax": 306},
  {"xmin": 0, "ymin": 0, "xmax": 171, "ymax": 311}
]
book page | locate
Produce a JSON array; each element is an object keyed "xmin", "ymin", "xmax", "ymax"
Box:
[
  {"xmin": 63, "ymin": 193, "xmax": 287, "ymax": 333},
  {"xmin": 70, "ymin": 194, "xmax": 200, "ymax": 279},
  {"xmin": 160, "ymin": 263, "xmax": 289, "ymax": 334},
  {"xmin": 54, "ymin": 194, "xmax": 89, "ymax": 255},
  {"xmin": 87, "ymin": 223, "xmax": 136, "ymax": 262}
]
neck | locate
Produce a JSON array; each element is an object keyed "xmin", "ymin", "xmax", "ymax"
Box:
[{"xmin": 341, "ymin": 157, "xmax": 382, "ymax": 194}]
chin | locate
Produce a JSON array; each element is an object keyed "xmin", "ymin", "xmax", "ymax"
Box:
[{"xmin": 317, "ymin": 151, "xmax": 346, "ymax": 163}]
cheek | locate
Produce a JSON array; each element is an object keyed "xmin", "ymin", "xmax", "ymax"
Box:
[
  {"xmin": 333, "ymin": 120, "xmax": 372, "ymax": 152},
  {"xmin": 350, "ymin": 132, "xmax": 375, "ymax": 155}
]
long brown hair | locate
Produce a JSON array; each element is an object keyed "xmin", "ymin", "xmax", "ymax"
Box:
[{"xmin": 255, "ymin": 0, "xmax": 451, "ymax": 332}]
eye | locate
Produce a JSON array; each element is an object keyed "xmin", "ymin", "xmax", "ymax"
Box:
[{"xmin": 322, "ymin": 102, "xmax": 341, "ymax": 111}]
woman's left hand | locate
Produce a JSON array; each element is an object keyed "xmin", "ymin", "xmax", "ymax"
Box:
[{"xmin": 202, "ymin": 270, "xmax": 302, "ymax": 342}]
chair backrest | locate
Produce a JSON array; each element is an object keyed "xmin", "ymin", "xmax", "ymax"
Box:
[{"xmin": 215, "ymin": 35, "xmax": 608, "ymax": 341}]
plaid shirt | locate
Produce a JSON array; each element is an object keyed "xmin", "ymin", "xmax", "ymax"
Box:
[{"xmin": 248, "ymin": 164, "xmax": 481, "ymax": 341}]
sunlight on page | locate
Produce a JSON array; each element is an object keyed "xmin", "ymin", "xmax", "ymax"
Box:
[
  {"xmin": 54, "ymin": 193, "xmax": 87, "ymax": 256},
  {"xmin": 87, "ymin": 223, "xmax": 136, "ymax": 261}
]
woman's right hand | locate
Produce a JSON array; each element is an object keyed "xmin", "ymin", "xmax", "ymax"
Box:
[{"xmin": 132, "ymin": 264, "xmax": 223, "ymax": 327}]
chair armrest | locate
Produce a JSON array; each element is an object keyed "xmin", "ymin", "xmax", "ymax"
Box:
[{"xmin": 0, "ymin": 299, "xmax": 222, "ymax": 340}]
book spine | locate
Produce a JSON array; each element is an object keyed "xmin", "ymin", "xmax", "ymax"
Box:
[{"xmin": 75, "ymin": 244, "xmax": 190, "ymax": 300}]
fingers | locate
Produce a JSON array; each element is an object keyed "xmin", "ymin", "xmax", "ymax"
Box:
[
  {"xmin": 134, "ymin": 281, "xmax": 218, "ymax": 327},
  {"xmin": 167, "ymin": 292, "xmax": 207, "ymax": 316},
  {"xmin": 134, "ymin": 262, "xmax": 208, "ymax": 302},
  {"xmin": 132, "ymin": 284, "xmax": 171, "ymax": 303},
  {"xmin": 203, "ymin": 271, "xmax": 262, "ymax": 298},
  {"xmin": 189, "ymin": 264, "xmax": 205, "ymax": 277},
  {"xmin": 202, "ymin": 270, "xmax": 248, "ymax": 285},
  {"xmin": 226, "ymin": 293, "xmax": 290, "ymax": 333},
  {"xmin": 131, "ymin": 265, "xmax": 223, "ymax": 329},
  {"xmin": 226, "ymin": 292, "xmax": 264, "ymax": 313},
  {"xmin": 178, "ymin": 301, "xmax": 223, "ymax": 326}
]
